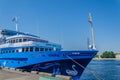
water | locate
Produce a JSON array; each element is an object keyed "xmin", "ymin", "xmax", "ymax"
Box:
[{"xmin": 80, "ymin": 60, "xmax": 120, "ymax": 80}]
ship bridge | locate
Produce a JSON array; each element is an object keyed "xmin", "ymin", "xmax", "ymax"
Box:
[
  {"xmin": 0, "ymin": 29, "xmax": 62, "ymax": 52},
  {"xmin": 6, "ymin": 34, "xmax": 48, "ymax": 43}
]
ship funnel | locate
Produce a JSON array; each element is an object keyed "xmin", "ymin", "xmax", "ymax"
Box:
[{"xmin": 88, "ymin": 13, "xmax": 96, "ymax": 49}]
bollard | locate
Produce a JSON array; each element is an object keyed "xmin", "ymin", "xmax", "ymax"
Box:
[
  {"xmin": 10, "ymin": 68, "xmax": 15, "ymax": 70},
  {"xmin": 31, "ymin": 71, "xmax": 38, "ymax": 74},
  {"xmin": 38, "ymin": 72, "xmax": 53, "ymax": 76},
  {"xmin": 16, "ymin": 69, "xmax": 21, "ymax": 71},
  {"xmin": 56, "ymin": 75, "xmax": 72, "ymax": 80},
  {"xmin": 39, "ymin": 76, "xmax": 65, "ymax": 80}
]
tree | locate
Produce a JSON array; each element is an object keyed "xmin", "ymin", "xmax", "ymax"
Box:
[
  {"xmin": 94, "ymin": 54, "xmax": 99, "ymax": 58},
  {"xmin": 100, "ymin": 51, "xmax": 115, "ymax": 58}
]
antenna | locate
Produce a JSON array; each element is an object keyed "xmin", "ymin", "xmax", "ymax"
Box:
[
  {"xmin": 12, "ymin": 16, "xmax": 19, "ymax": 31},
  {"xmin": 88, "ymin": 13, "xmax": 96, "ymax": 49}
]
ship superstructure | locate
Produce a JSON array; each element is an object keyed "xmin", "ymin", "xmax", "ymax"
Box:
[{"xmin": 0, "ymin": 29, "xmax": 61, "ymax": 53}]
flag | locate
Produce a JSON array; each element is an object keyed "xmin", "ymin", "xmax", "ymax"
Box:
[
  {"xmin": 12, "ymin": 17, "xmax": 16, "ymax": 22},
  {"xmin": 12, "ymin": 17, "xmax": 18, "ymax": 23},
  {"xmin": 88, "ymin": 13, "xmax": 92, "ymax": 23}
]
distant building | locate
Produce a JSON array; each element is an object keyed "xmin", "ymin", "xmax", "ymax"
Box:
[{"xmin": 116, "ymin": 53, "xmax": 120, "ymax": 59}]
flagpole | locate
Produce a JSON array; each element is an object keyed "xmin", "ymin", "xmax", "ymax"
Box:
[
  {"xmin": 15, "ymin": 17, "xmax": 18, "ymax": 31},
  {"xmin": 12, "ymin": 16, "xmax": 19, "ymax": 31},
  {"xmin": 89, "ymin": 13, "xmax": 96, "ymax": 49}
]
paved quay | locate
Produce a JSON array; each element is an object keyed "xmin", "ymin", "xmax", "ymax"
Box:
[
  {"xmin": 0, "ymin": 69, "xmax": 39, "ymax": 80},
  {"xmin": 0, "ymin": 68, "xmax": 71, "ymax": 80}
]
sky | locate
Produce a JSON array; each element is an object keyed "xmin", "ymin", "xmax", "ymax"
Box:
[{"xmin": 0, "ymin": 0, "xmax": 120, "ymax": 53}]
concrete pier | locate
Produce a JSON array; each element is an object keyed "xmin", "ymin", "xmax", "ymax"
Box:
[
  {"xmin": 0, "ymin": 69, "xmax": 39, "ymax": 80},
  {"xmin": 0, "ymin": 68, "xmax": 71, "ymax": 80}
]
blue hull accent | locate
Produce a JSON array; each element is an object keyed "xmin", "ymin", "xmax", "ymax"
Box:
[{"xmin": 20, "ymin": 58, "xmax": 92, "ymax": 80}]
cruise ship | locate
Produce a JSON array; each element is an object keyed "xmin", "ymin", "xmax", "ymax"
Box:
[{"xmin": 0, "ymin": 14, "xmax": 98, "ymax": 80}]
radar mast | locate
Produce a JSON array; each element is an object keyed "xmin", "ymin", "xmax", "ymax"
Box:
[{"xmin": 88, "ymin": 13, "xmax": 96, "ymax": 49}]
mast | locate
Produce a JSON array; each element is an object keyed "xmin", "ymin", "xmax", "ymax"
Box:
[{"xmin": 88, "ymin": 13, "xmax": 96, "ymax": 49}]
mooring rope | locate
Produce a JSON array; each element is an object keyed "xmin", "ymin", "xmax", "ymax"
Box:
[{"xmin": 64, "ymin": 54, "xmax": 104, "ymax": 80}]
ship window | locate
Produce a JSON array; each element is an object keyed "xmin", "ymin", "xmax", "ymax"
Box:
[
  {"xmin": 8, "ymin": 40, "xmax": 10, "ymax": 43},
  {"xmin": 10, "ymin": 40, "xmax": 12, "ymax": 43},
  {"xmin": 19, "ymin": 39, "xmax": 22, "ymax": 42},
  {"xmin": 45, "ymin": 48, "xmax": 48, "ymax": 51},
  {"xmin": 6, "ymin": 51, "xmax": 8, "ymax": 53},
  {"xmin": 26, "ymin": 48, "xmax": 28, "ymax": 52},
  {"xmin": 13, "ymin": 40, "xmax": 15, "ymax": 43},
  {"xmin": 12, "ymin": 50, "xmax": 14, "ymax": 53},
  {"xmin": 30, "ymin": 47, "xmax": 33, "ymax": 52},
  {"xmin": 28, "ymin": 39, "xmax": 31, "ymax": 41},
  {"xmin": 35, "ymin": 47, "xmax": 39, "ymax": 51},
  {"xmin": 12, "ymin": 40, "xmax": 13, "ymax": 43},
  {"xmin": 49, "ymin": 48, "xmax": 52, "ymax": 51},
  {"xmin": 40, "ymin": 48, "xmax": 44, "ymax": 51},
  {"xmin": 11, "ymin": 40, "xmax": 12, "ymax": 43},
  {"xmin": 11, "ymin": 40, "xmax": 13, "ymax": 43},
  {"xmin": 22, "ymin": 48, "xmax": 25, "ymax": 52},
  {"xmin": 16, "ymin": 39, "xmax": 18, "ymax": 43},
  {"xmin": 56, "ymin": 49, "xmax": 60, "ymax": 51},
  {"xmin": 23, "ymin": 39, "xmax": 27, "ymax": 42},
  {"xmin": 2, "ymin": 51, "xmax": 4, "ymax": 54},
  {"xmin": 6, "ymin": 40, "xmax": 9, "ymax": 43},
  {"xmin": 16, "ymin": 50, "xmax": 19, "ymax": 52},
  {"xmin": 9, "ymin": 51, "xmax": 11, "ymax": 53}
]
